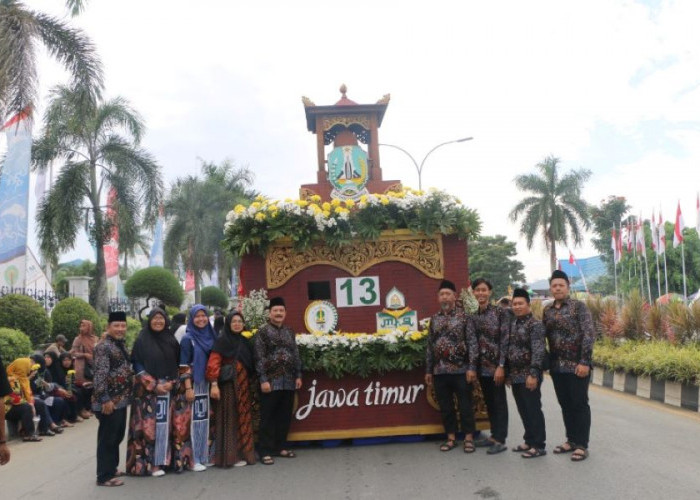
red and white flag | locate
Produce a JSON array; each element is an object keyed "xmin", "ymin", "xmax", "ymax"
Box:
[
  {"xmin": 651, "ymin": 211, "xmax": 658, "ymax": 252},
  {"xmin": 626, "ymin": 220, "xmax": 633, "ymax": 253},
  {"xmin": 673, "ymin": 201, "xmax": 684, "ymax": 248},
  {"xmin": 636, "ymin": 216, "xmax": 646, "ymax": 257},
  {"xmin": 568, "ymin": 250, "xmax": 575, "ymax": 264},
  {"xmin": 611, "ymin": 227, "xmax": 621, "ymax": 264},
  {"xmin": 658, "ymin": 209, "xmax": 666, "ymax": 255}
]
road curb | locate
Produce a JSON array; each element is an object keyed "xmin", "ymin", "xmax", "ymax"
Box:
[{"xmin": 592, "ymin": 367, "xmax": 700, "ymax": 412}]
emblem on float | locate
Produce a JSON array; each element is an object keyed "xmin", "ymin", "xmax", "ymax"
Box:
[
  {"xmin": 304, "ymin": 300, "xmax": 339, "ymax": 334},
  {"xmin": 328, "ymin": 145, "xmax": 369, "ymax": 200},
  {"xmin": 375, "ymin": 287, "xmax": 418, "ymax": 332}
]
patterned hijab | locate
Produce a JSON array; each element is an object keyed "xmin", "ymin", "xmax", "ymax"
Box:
[
  {"xmin": 184, "ymin": 304, "xmax": 218, "ymax": 384},
  {"xmin": 6, "ymin": 358, "xmax": 36, "ymax": 401}
]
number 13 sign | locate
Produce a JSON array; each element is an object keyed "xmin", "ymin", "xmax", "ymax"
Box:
[{"xmin": 335, "ymin": 277, "xmax": 380, "ymax": 307}]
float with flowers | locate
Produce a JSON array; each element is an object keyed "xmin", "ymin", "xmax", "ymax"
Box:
[{"xmin": 224, "ymin": 86, "xmax": 487, "ymax": 440}]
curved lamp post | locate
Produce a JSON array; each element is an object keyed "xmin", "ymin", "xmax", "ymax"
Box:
[{"xmin": 379, "ymin": 137, "xmax": 473, "ymax": 191}]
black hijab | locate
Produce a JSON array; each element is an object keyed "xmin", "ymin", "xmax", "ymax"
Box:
[
  {"xmin": 170, "ymin": 313, "xmax": 186, "ymax": 336},
  {"xmin": 131, "ymin": 308, "xmax": 180, "ymax": 380},
  {"xmin": 212, "ymin": 312, "xmax": 253, "ymax": 373},
  {"xmin": 46, "ymin": 351, "xmax": 65, "ymax": 388}
]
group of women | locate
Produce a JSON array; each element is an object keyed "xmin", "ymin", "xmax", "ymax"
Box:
[
  {"xmin": 126, "ymin": 305, "xmax": 256, "ymax": 477},
  {"xmin": 3, "ymin": 323, "xmax": 97, "ymax": 442}
]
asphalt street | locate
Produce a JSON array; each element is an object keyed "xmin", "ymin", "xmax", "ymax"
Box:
[{"xmin": 3, "ymin": 378, "xmax": 700, "ymax": 500}]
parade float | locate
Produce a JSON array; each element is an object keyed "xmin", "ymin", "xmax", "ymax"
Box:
[{"xmin": 225, "ymin": 86, "xmax": 486, "ymax": 440}]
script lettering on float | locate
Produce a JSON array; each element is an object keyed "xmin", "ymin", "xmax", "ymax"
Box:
[{"xmin": 295, "ymin": 378, "xmax": 425, "ymax": 420}]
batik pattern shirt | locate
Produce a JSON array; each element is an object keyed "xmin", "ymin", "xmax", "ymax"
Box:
[
  {"xmin": 505, "ymin": 313, "xmax": 546, "ymax": 384},
  {"xmin": 426, "ymin": 308, "xmax": 478, "ymax": 375},
  {"xmin": 469, "ymin": 304, "xmax": 509, "ymax": 377},
  {"xmin": 543, "ymin": 298, "xmax": 595, "ymax": 374},
  {"xmin": 254, "ymin": 323, "xmax": 302, "ymax": 391},
  {"xmin": 92, "ymin": 336, "xmax": 133, "ymax": 411}
]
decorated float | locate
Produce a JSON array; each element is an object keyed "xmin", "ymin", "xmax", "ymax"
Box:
[{"xmin": 225, "ymin": 86, "xmax": 486, "ymax": 440}]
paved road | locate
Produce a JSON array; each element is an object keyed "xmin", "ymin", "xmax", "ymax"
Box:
[{"xmin": 3, "ymin": 380, "xmax": 700, "ymax": 500}]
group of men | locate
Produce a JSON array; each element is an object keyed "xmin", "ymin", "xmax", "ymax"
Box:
[{"xmin": 425, "ymin": 269, "xmax": 594, "ymax": 461}]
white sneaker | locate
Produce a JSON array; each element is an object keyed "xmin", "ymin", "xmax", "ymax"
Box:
[
  {"xmin": 151, "ymin": 469, "xmax": 165, "ymax": 477},
  {"xmin": 234, "ymin": 460, "xmax": 247, "ymax": 467},
  {"xmin": 192, "ymin": 463, "xmax": 207, "ymax": 472}
]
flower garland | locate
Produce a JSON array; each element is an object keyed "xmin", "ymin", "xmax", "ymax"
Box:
[{"xmin": 224, "ymin": 188, "xmax": 481, "ymax": 256}]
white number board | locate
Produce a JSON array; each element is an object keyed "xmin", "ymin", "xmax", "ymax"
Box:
[{"xmin": 335, "ymin": 276, "xmax": 380, "ymax": 307}]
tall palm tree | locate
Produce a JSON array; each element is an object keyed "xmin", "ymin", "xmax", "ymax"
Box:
[
  {"xmin": 0, "ymin": 0, "xmax": 102, "ymax": 122},
  {"xmin": 164, "ymin": 160, "xmax": 255, "ymax": 302},
  {"xmin": 33, "ymin": 85, "xmax": 163, "ymax": 312},
  {"xmin": 509, "ymin": 155, "xmax": 592, "ymax": 273}
]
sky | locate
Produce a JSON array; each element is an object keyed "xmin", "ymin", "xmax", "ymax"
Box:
[{"xmin": 8, "ymin": 0, "xmax": 700, "ymax": 283}]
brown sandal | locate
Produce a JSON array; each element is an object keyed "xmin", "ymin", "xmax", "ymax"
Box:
[
  {"xmin": 553, "ymin": 442, "xmax": 575, "ymax": 454},
  {"xmin": 261, "ymin": 455, "xmax": 275, "ymax": 465},
  {"xmin": 463, "ymin": 440, "xmax": 476, "ymax": 453},
  {"xmin": 440, "ymin": 440, "xmax": 456, "ymax": 452},
  {"xmin": 97, "ymin": 478, "xmax": 124, "ymax": 487},
  {"xmin": 571, "ymin": 448, "xmax": 589, "ymax": 462}
]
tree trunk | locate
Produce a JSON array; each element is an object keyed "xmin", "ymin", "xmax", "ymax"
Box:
[
  {"xmin": 94, "ymin": 231, "xmax": 109, "ymax": 313},
  {"xmin": 194, "ymin": 269, "xmax": 201, "ymax": 304},
  {"xmin": 549, "ymin": 242, "xmax": 558, "ymax": 274}
]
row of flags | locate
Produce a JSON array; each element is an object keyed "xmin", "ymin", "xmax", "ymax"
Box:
[{"xmin": 609, "ymin": 196, "xmax": 700, "ymax": 265}]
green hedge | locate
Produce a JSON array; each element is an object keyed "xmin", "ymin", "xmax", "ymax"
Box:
[
  {"xmin": 0, "ymin": 327, "xmax": 33, "ymax": 365},
  {"xmin": 594, "ymin": 340, "xmax": 700, "ymax": 384},
  {"xmin": 200, "ymin": 286, "xmax": 229, "ymax": 309},
  {"xmin": 124, "ymin": 317, "xmax": 142, "ymax": 349},
  {"xmin": 50, "ymin": 298, "xmax": 101, "ymax": 345},
  {"xmin": 0, "ymin": 294, "xmax": 51, "ymax": 346}
]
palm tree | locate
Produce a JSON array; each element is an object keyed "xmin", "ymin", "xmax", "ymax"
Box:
[
  {"xmin": 0, "ymin": 0, "xmax": 102, "ymax": 122},
  {"xmin": 33, "ymin": 85, "xmax": 163, "ymax": 313},
  {"xmin": 509, "ymin": 155, "xmax": 591, "ymax": 273},
  {"xmin": 164, "ymin": 160, "xmax": 255, "ymax": 302}
]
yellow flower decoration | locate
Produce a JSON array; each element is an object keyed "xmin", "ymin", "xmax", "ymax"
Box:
[
  {"xmin": 241, "ymin": 331, "xmax": 253, "ymax": 339},
  {"xmin": 322, "ymin": 202, "xmax": 331, "ymax": 211},
  {"xmin": 344, "ymin": 199, "xmax": 355, "ymax": 208},
  {"xmin": 255, "ymin": 212, "xmax": 266, "ymax": 221},
  {"xmin": 322, "ymin": 210, "xmax": 331, "ymax": 218},
  {"xmin": 297, "ymin": 200, "xmax": 309, "ymax": 208},
  {"xmin": 330, "ymin": 199, "xmax": 341, "ymax": 207},
  {"xmin": 310, "ymin": 194, "xmax": 322, "ymax": 202},
  {"xmin": 233, "ymin": 204, "xmax": 246, "ymax": 214}
]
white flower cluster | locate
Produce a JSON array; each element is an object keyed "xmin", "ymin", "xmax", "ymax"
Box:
[{"xmin": 295, "ymin": 329, "xmax": 418, "ymax": 349}]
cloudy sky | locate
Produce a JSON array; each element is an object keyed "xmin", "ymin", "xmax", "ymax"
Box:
[{"xmin": 11, "ymin": 0, "xmax": 700, "ymax": 281}]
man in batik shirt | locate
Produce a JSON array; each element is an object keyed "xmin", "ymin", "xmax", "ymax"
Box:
[
  {"xmin": 254, "ymin": 296, "xmax": 302, "ymax": 465},
  {"xmin": 425, "ymin": 280, "xmax": 479, "ymax": 453},
  {"xmin": 506, "ymin": 288, "xmax": 546, "ymax": 458},
  {"xmin": 544, "ymin": 269, "xmax": 594, "ymax": 462}
]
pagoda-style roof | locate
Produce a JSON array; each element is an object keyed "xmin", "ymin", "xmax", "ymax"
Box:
[{"xmin": 302, "ymin": 84, "xmax": 390, "ymax": 144}]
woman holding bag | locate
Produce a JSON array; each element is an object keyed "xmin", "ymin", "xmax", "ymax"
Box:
[{"xmin": 206, "ymin": 311, "xmax": 256, "ymax": 468}]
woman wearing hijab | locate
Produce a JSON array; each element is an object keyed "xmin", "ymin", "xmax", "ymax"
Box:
[
  {"xmin": 71, "ymin": 319, "xmax": 98, "ymax": 419},
  {"xmin": 46, "ymin": 351, "xmax": 81, "ymax": 424},
  {"xmin": 206, "ymin": 311, "xmax": 256, "ymax": 467},
  {"xmin": 174, "ymin": 304, "xmax": 218, "ymax": 472},
  {"xmin": 5, "ymin": 358, "xmax": 52, "ymax": 439},
  {"xmin": 126, "ymin": 308, "xmax": 180, "ymax": 477},
  {"xmin": 29, "ymin": 354, "xmax": 69, "ymax": 434},
  {"xmin": 41, "ymin": 351, "xmax": 77, "ymax": 425}
]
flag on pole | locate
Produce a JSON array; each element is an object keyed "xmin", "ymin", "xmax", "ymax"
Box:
[
  {"xmin": 569, "ymin": 250, "xmax": 575, "ymax": 264},
  {"xmin": 651, "ymin": 211, "xmax": 658, "ymax": 252},
  {"xmin": 673, "ymin": 201, "xmax": 684, "ymax": 248},
  {"xmin": 627, "ymin": 220, "xmax": 634, "ymax": 253},
  {"xmin": 616, "ymin": 226, "xmax": 623, "ymax": 260},
  {"xmin": 636, "ymin": 216, "xmax": 646, "ymax": 257},
  {"xmin": 611, "ymin": 227, "xmax": 621, "ymax": 264},
  {"xmin": 658, "ymin": 209, "xmax": 666, "ymax": 255},
  {"xmin": 696, "ymin": 192, "xmax": 700, "ymax": 234}
]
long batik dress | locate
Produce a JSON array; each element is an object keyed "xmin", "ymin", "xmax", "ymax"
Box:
[
  {"xmin": 126, "ymin": 308, "xmax": 181, "ymax": 475},
  {"xmin": 206, "ymin": 352, "xmax": 256, "ymax": 467}
]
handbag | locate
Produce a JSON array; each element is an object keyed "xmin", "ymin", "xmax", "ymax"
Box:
[{"xmin": 219, "ymin": 363, "xmax": 235, "ymax": 383}]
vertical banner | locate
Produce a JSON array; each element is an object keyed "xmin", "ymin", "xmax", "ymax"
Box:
[
  {"xmin": 103, "ymin": 188, "xmax": 121, "ymax": 298},
  {"xmin": 0, "ymin": 111, "xmax": 32, "ymax": 288},
  {"xmin": 149, "ymin": 205, "xmax": 164, "ymax": 267}
]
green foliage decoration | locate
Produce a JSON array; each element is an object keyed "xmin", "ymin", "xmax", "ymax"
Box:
[
  {"xmin": 124, "ymin": 267, "xmax": 184, "ymax": 307},
  {"xmin": 0, "ymin": 294, "xmax": 51, "ymax": 346},
  {"xmin": 50, "ymin": 298, "xmax": 101, "ymax": 345},
  {"xmin": 0, "ymin": 328, "xmax": 33, "ymax": 365},
  {"xmin": 200, "ymin": 286, "xmax": 229, "ymax": 309}
]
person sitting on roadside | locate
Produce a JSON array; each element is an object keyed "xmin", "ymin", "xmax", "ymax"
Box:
[
  {"xmin": 4, "ymin": 358, "xmax": 45, "ymax": 441},
  {"xmin": 45, "ymin": 335, "xmax": 68, "ymax": 356},
  {"xmin": 46, "ymin": 351, "xmax": 81, "ymax": 424},
  {"xmin": 29, "ymin": 354, "xmax": 69, "ymax": 434}
]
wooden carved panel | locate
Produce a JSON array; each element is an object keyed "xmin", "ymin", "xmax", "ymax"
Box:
[
  {"xmin": 266, "ymin": 235, "xmax": 444, "ymax": 288},
  {"xmin": 321, "ymin": 114, "xmax": 371, "ymax": 131}
]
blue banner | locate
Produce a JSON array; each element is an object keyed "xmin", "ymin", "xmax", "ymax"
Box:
[{"xmin": 0, "ymin": 112, "xmax": 32, "ymax": 287}]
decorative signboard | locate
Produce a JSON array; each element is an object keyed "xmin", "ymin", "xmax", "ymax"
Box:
[
  {"xmin": 335, "ymin": 276, "xmax": 380, "ymax": 307},
  {"xmin": 375, "ymin": 287, "xmax": 418, "ymax": 332},
  {"xmin": 327, "ymin": 145, "xmax": 369, "ymax": 200},
  {"xmin": 287, "ymin": 368, "xmax": 488, "ymax": 441},
  {"xmin": 304, "ymin": 300, "xmax": 339, "ymax": 334}
]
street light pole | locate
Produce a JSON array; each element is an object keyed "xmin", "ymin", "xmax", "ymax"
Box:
[{"xmin": 379, "ymin": 137, "xmax": 473, "ymax": 191}]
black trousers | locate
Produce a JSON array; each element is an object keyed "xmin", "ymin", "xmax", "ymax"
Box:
[
  {"xmin": 551, "ymin": 372, "xmax": 591, "ymax": 449},
  {"xmin": 95, "ymin": 407, "xmax": 127, "ymax": 483},
  {"xmin": 511, "ymin": 382, "xmax": 546, "ymax": 450},
  {"xmin": 258, "ymin": 390, "xmax": 295, "ymax": 456},
  {"xmin": 480, "ymin": 376, "xmax": 508, "ymax": 443},
  {"xmin": 433, "ymin": 374, "xmax": 475, "ymax": 436},
  {"xmin": 6, "ymin": 403, "xmax": 34, "ymax": 434},
  {"xmin": 33, "ymin": 399, "xmax": 51, "ymax": 432}
]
